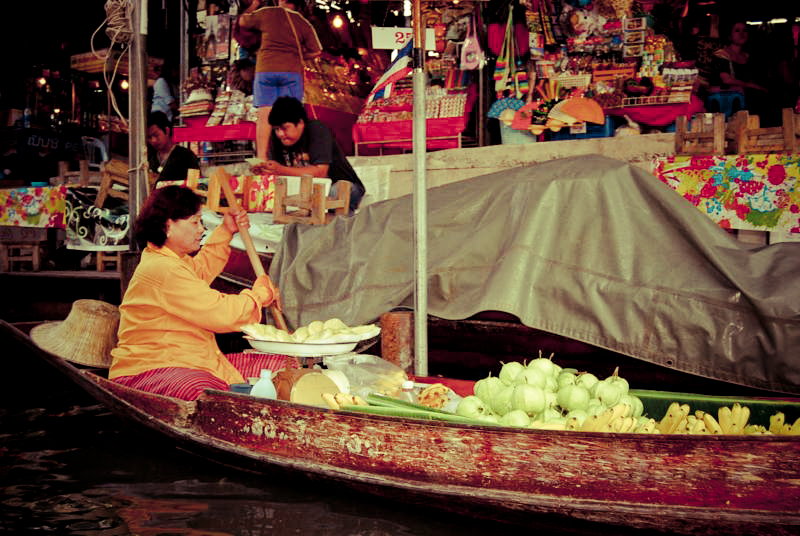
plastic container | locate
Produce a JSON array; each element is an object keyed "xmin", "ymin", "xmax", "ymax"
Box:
[
  {"xmin": 250, "ymin": 369, "xmax": 277, "ymax": 399},
  {"xmin": 400, "ymin": 380, "xmax": 416, "ymax": 403}
]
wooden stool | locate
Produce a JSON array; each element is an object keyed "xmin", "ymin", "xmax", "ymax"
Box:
[
  {"xmin": 57, "ymin": 160, "xmax": 91, "ymax": 186},
  {"xmin": 273, "ymin": 175, "xmax": 350, "ymax": 225},
  {"xmin": 0, "ymin": 242, "xmax": 42, "ymax": 272},
  {"xmin": 727, "ymin": 108, "xmax": 797, "ymax": 154},
  {"xmin": 674, "ymin": 113, "xmax": 725, "ymax": 156},
  {"xmin": 95, "ymin": 251, "xmax": 121, "ymax": 272}
]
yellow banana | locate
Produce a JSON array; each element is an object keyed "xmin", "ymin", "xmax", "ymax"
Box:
[
  {"xmin": 635, "ymin": 417, "xmax": 657, "ymax": 434},
  {"xmin": 690, "ymin": 418, "xmax": 708, "ymax": 435},
  {"xmin": 621, "ymin": 416, "xmax": 637, "ymax": 433},
  {"xmin": 718, "ymin": 406, "xmax": 733, "ymax": 434},
  {"xmin": 736, "ymin": 403, "xmax": 751, "ymax": 431},
  {"xmin": 565, "ymin": 417, "xmax": 580, "ymax": 430},
  {"xmin": 674, "ymin": 416, "xmax": 690, "ymax": 434},
  {"xmin": 703, "ymin": 412, "xmax": 724, "ymax": 434},
  {"xmin": 769, "ymin": 412, "xmax": 785, "ymax": 434},
  {"xmin": 694, "ymin": 410, "xmax": 706, "ymax": 420},
  {"xmin": 744, "ymin": 424, "xmax": 770, "ymax": 435},
  {"xmin": 729, "ymin": 403, "xmax": 743, "ymax": 434},
  {"xmin": 790, "ymin": 417, "xmax": 800, "ymax": 436},
  {"xmin": 657, "ymin": 402, "xmax": 682, "ymax": 434},
  {"xmin": 322, "ymin": 393, "xmax": 340, "ymax": 409}
]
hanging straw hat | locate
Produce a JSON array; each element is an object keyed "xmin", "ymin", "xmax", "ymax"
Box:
[{"xmin": 30, "ymin": 299, "xmax": 120, "ymax": 368}]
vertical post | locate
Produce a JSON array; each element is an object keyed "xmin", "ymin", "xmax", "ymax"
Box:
[
  {"xmin": 121, "ymin": 0, "xmax": 149, "ymax": 298},
  {"xmin": 128, "ymin": 0, "xmax": 149, "ymax": 242},
  {"xmin": 412, "ymin": 0, "xmax": 428, "ymax": 377}
]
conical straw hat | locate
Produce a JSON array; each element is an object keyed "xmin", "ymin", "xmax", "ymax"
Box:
[{"xmin": 30, "ymin": 299, "xmax": 120, "ymax": 368}]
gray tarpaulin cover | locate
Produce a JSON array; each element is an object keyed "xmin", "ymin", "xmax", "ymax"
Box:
[{"xmin": 269, "ymin": 155, "xmax": 800, "ymax": 394}]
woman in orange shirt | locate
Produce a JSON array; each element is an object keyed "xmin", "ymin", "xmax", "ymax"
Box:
[{"xmin": 109, "ymin": 185, "xmax": 285, "ymax": 400}]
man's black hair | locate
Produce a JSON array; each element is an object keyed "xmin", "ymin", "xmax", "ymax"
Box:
[
  {"xmin": 148, "ymin": 111, "xmax": 172, "ymax": 133},
  {"xmin": 268, "ymin": 96, "xmax": 309, "ymax": 127}
]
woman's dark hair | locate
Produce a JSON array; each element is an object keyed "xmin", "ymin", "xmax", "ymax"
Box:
[{"xmin": 134, "ymin": 186, "xmax": 203, "ymax": 248}]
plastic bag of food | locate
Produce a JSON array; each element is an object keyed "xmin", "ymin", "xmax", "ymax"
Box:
[{"xmin": 323, "ymin": 353, "xmax": 408, "ymax": 400}]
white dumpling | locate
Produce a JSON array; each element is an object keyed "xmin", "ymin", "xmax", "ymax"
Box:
[
  {"xmin": 323, "ymin": 318, "xmax": 348, "ymax": 332},
  {"xmin": 292, "ymin": 326, "xmax": 309, "ymax": 342},
  {"xmin": 274, "ymin": 329, "xmax": 294, "ymax": 342},
  {"xmin": 308, "ymin": 320, "xmax": 325, "ymax": 335}
]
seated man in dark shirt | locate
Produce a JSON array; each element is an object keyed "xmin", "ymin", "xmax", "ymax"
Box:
[
  {"xmin": 254, "ymin": 96, "xmax": 365, "ymax": 213},
  {"xmin": 147, "ymin": 111, "xmax": 200, "ymax": 185}
]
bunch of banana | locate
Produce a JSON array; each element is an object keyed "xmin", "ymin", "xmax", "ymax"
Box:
[
  {"xmin": 717, "ymin": 403, "xmax": 750, "ymax": 434},
  {"xmin": 580, "ymin": 402, "xmax": 634, "ymax": 432},
  {"xmin": 655, "ymin": 402, "xmax": 691, "ymax": 434},
  {"xmin": 373, "ymin": 369, "xmax": 409, "ymax": 399},
  {"xmin": 322, "ymin": 392, "xmax": 368, "ymax": 410},
  {"xmin": 769, "ymin": 412, "xmax": 800, "ymax": 435}
]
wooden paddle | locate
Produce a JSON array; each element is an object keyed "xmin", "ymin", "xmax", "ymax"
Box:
[{"xmin": 216, "ymin": 169, "xmax": 289, "ymax": 332}]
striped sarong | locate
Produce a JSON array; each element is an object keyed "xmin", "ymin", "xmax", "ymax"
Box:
[{"xmin": 113, "ymin": 352, "xmax": 300, "ymax": 400}]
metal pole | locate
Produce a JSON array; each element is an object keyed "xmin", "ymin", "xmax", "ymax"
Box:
[
  {"xmin": 412, "ymin": 0, "xmax": 428, "ymax": 377},
  {"xmin": 179, "ymin": 0, "xmax": 189, "ymax": 115},
  {"xmin": 127, "ymin": 0, "xmax": 148, "ymax": 245}
]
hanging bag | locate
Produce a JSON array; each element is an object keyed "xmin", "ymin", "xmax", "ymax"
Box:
[
  {"xmin": 493, "ymin": 10, "xmax": 514, "ymax": 97},
  {"xmin": 460, "ymin": 12, "xmax": 485, "ymax": 70}
]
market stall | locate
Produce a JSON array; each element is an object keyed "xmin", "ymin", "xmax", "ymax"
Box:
[
  {"xmin": 172, "ymin": 3, "xmax": 375, "ymax": 161},
  {"xmin": 484, "ymin": 0, "xmax": 708, "ymax": 143}
]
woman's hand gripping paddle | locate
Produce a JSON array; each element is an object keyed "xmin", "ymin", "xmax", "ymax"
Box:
[{"xmin": 216, "ymin": 169, "xmax": 289, "ymax": 332}]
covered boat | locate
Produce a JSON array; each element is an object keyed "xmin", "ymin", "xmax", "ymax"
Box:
[{"xmin": 268, "ymin": 155, "xmax": 800, "ymax": 395}]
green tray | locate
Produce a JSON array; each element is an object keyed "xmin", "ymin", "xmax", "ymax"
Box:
[{"xmin": 632, "ymin": 389, "xmax": 800, "ymax": 428}]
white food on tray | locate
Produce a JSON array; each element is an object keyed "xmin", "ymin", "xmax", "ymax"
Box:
[
  {"xmin": 241, "ymin": 319, "xmax": 380, "ymax": 345},
  {"xmin": 244, "ymin": 337, "xmax": 357, "ymax": 357}
]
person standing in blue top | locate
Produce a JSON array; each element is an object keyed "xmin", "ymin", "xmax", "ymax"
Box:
[
  {"xmin": 151, "ymin": 60, "xmax": 179, "ymax": 123},
  {"xmin": 253, "ymin": 96, "xmax": 365, "ymax": 213}
]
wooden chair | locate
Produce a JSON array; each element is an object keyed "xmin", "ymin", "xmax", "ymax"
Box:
[
  {"xmin": 94, "ymin": 160, "xmax": 158, "ymax": 209},
  {"xmin": 727, "ymin": 108, "xmax": 797, "ymax": 154},
  {"xmin": 57, "ymin": 160, "xmax": 91, "ymax": 186},
  {"xmin": 0, "ymin": 243, "xmax": 41, "ymax": 272},
  {"xmin": 94, "ymin": 160, "xmax": 130, "ymax": 208},
  {"xmin": 273, "ymin": 175, "xmax": 350, "ymax": 225},
  {"xmin": 674, "ymin": 113, "xmax": 725, "ymax": 156}
]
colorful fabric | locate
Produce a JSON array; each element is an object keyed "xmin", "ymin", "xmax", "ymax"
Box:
[
  {"xmin": 112, "ymin": 352, "xmax": 299, "ymax": 400},
  {"xmin": 0, "ymin": 185, "xmax": 66, "ymax": 228},
  {"xmin": 651, "ymin": 153, "xmax": 800, "ymax": 234},
  {"xmin": 109, "ymin": 225, "xmax": 265, "ymax": 385}
]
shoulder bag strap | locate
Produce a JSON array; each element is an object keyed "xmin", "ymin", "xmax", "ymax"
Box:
[{"xmin": 285, "ymin": 9, "xmax": 318, "ymax": 119}]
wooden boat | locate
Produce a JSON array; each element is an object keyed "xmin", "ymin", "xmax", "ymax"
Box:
[{"xmin": 3, "ymin": 318, "xmax": 799, "ymax": 536}]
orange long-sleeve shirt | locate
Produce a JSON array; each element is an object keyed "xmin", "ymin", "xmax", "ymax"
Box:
[{"xmin": 109, "ymin": 225, "xmax": 262, "ymax": 385}]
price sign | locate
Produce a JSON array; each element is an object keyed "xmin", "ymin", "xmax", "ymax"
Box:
[{"xmin": 371, "ymin": 27, "xmax": 435, "ymax": 51}]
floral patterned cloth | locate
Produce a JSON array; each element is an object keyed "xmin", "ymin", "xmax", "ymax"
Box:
[
  {"xmin": 0, "ymin": 185, "xmax": 67, "ymax": 228},
  {"xmin": 651, "ymin": 153, "xmax": 800, "ymax": 235}
]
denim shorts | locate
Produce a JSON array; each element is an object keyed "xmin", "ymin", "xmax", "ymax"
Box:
[{"xmin": 254, "ymin": 72, "xmax": 304, "ymax": 107}]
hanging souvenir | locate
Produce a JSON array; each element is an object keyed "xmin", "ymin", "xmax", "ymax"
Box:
[
  {"xmin": 493, "ymin": 10, "xmax": 514, "ymax": 98},
  {"xmin": 460, "ymin": 12, "xmax": 485, "ymax": 70}
]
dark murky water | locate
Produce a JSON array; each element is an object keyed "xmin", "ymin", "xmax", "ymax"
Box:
[{"xmin": 0, "ymin": 368, "xmax": 679, "ymax": 536}]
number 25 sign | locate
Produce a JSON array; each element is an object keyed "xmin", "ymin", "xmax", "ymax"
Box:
[{"xmin": 371, "ymin": 27, "xmax": 435, "ymax": 51}]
